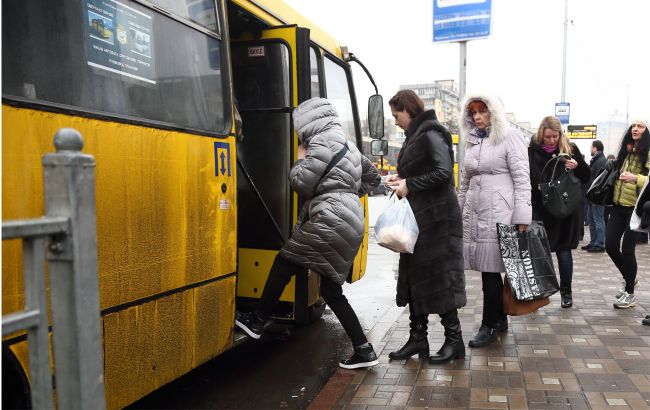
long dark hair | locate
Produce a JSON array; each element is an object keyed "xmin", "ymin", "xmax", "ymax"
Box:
[{"xmin": 615, "ymin": 125, "xmax": 650, "ymax": 172}]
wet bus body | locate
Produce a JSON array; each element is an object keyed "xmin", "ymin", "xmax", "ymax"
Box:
[{"xmin": 2, "ymin": 0, "xmax": 380, "ymax": 408}]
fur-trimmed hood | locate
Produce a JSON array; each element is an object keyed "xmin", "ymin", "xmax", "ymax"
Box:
[{"xmin": 459, "ymin": 92, "xmax": 509, "ymax": 146}]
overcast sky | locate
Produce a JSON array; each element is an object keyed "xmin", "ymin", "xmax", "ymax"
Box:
[{"xmin": 283, "ymin": 0, "xmax": 649, "ymax": 128}]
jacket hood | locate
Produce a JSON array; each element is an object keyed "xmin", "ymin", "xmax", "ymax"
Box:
[
  {"xmin": 293, "ymin": 98, "xmax": 342, "ymax": 145},
  {"xmin": 459, "ymin": 91, "xmax": 509, "ymax": 145}
]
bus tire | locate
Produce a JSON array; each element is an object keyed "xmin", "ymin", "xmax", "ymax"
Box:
[{"xmin": 2, "ymin": 345, "xmax": 31, "ymax": 409}]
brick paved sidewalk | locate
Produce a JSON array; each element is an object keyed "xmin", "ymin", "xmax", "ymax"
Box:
[{"xmin": 310, "ymin": 234, "xmax": 650, "ymax": 410}]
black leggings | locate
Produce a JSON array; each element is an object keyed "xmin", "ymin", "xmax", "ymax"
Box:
[
  {"xmin": 605, "ymin": 205, "xmax": 639, "ymax": 294},
  {"xmin": 257, "ymin": 254, "xmax": 367, "ymax": 346},
  {"xmin": 481, "ymin": 272, "xmax": 506, "ymax": 327}
]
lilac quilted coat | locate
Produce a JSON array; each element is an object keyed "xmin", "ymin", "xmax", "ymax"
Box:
[{"xmin": 457, "ymin": 93, "xmax": 532, "ymax": 273}]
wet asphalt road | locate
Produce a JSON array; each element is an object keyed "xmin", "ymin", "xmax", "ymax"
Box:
[{"xmin": 127, "ymin": 196, "xmax": 397, "ymax": 409}]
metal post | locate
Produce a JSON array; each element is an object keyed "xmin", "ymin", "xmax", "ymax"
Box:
[
  {"xmin": 42, "ymin": 129, "xmax": 105, "ymax": 410},
  {"xmin": 561, "ymin": 0, "xmax": 568, "ymax": 102},
  {"xmin": 23, "ymin": 237, "xmax": 55, "ymax": 410},
  {"xmin": 457, "ymin": 41, "xmax": 467, "ymax": 189}
]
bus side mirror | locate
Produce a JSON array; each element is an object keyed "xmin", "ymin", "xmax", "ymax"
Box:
[
  {"xmin": 371, "ymin": 139, "xmax": 388, "ymax": 156},
  {"xmin": 368, "ymin": 94, "xmax": 384, "ymax": 139}
]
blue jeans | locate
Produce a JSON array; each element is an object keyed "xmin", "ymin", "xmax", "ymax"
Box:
[
  {"xmin": 556, "ymin": 249, "xmax": 573, "ymax": 289},
  {"xmin": 587, "ymin": 203, "xmax": 606, "ymax": 248}
]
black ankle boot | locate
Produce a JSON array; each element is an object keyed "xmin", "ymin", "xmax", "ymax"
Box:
[
  {"xmin": 468, "ymin": 325, "xmax": 497, "ymax": 348},
  {"xmin": 560, "ymin": 286, "xmax": 572, "ymax": 308},
  {"xmin": 339, "ymin": 343, "xmax": 379, "ymax": 369},
  {"xmin": 429, "ymin": 309, "xmax": 465, "ymax": 364},
  {"xmin": 389, "ymin": 314, "xmax": 429, "ymax": 360}
]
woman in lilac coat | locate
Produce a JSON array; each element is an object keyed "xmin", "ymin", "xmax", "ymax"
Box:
[{"xmin": 458, "ymin": 92, "xmax": 532, "ymax": 348}]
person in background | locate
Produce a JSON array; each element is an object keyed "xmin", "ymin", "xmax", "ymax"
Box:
[
  {"xmin": 458, "ymin": 92, "xmax": 531, "ymax": 348},
  {"xmin": 529, "ymin": 116, "xmax": 590, "ymax": 308},
  {"xmin": 582, "ymin": 140, "xmax": 608, "ymax": 252},
  {"xmin": 606, "ymin": 118, "xmax": 650, "ymax": 308},
  {"xmin": 385, "ymin": 90, "xmax": 466, "ymax": 364},
  {"xmin": 235, "ymin": 98, "xmax": 381, "ymax": 369}
]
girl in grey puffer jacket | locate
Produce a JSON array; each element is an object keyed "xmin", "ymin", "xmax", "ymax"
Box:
[{"xmin": 236, "ymin": 98, "xmax": 380, "ymax": 370}]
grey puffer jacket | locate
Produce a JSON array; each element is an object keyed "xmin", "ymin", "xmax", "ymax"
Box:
[
  {"xmin": 279, "ymin": 98, "xmax": 378, "ymax": 284},
  {"xmin": 458, "ymin": 92, "xmax": 532, "ymax": 273}
]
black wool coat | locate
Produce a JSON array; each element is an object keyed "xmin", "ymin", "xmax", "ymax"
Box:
[
  {"xmin": 396, "ymin": 110, "xmax": 466, "ymax": 315},
  {"xmin": 529, "ymin": 142, "xmax": 591, "ymax": 251}
]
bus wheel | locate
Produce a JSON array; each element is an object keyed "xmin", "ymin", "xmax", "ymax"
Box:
[{"xmin": 2, "ymin": 345, "xmax": 31, "ymax": 409}]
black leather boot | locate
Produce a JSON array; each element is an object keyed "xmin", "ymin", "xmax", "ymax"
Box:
[
  {"xmin": 560, "ymin": 286, "xmax": 572, "ymax": 308},
  {"xmin": 468, "ymin": 325, "xmax": 497, "ymax": 348},
  {"xmin": 389, "ymin": 314, "xmax": 429, "ymax": 360},
  {"xmin": 429, "ymin": 309, "xmax": 465, "ymax": 364}
]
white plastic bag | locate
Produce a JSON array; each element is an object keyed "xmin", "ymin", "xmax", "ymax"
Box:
[
  {"xmin": 630, "ymin": 178, "xmax": 649, "ymax": 232},
  {"xmin": 374, "ymin": 195, "xmax": 419, "ymax": 253}
]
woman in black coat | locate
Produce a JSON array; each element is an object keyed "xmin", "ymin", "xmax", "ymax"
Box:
[
  {"xmin": 529, "ymin": 116, "xmax": 590, "ymax": 308},
  {"xmin": 385, "ymin": 90, "xmax": 466, "ymax": 364}
]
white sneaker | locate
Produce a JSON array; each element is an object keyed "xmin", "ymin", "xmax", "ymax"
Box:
[
  {"xmin": 613, "ymin": 292, "xmax": 636, "ymax": 309},
  {"xmin": 615, "ymin": 278, "xmax": 639, "ymax": 299}
]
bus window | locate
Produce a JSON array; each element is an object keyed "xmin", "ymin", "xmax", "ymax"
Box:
[
  {"xmin": 149, "ymin": 0, "xmax": 219, "ymax": 32},
  {"xmin": 323, "ymin": 56, "xmax": 356, "ymax": 145},
  {"xmin": 309, "ymin": 47, "xmax": 320, "ymax": 98},
  {"xmin": 2, "ymin": 0, "xmax": 226, "ymax": 135}
]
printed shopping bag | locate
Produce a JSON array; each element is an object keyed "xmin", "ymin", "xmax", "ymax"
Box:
[
  {"xmin": 497, "ymin": 222, "xmax": 559, "ymax": 301},
  {"xmin": 503, "ymin": 280, "xmax": 550, "ymax": 316}
]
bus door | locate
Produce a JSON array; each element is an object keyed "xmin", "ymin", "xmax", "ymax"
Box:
[{"xmin": 231, "ymin": 26, "xmax": 320, "ymax": 324}]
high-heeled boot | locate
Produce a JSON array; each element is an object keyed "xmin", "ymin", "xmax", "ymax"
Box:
[
  {"xmin": 389, "ymin": 313, "xmax": 429, "ymax": 360},
  {"xmin": 560, "ymin": 286, "xmax": 572, "ymax": 308},
  {"xmin": 429, "ymin": 309, "xmax": 465, "ymax": 364}
]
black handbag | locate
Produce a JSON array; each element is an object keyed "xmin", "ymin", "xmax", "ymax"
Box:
[
  {"xmin": 538, "ymin": 155, "xmax": 582, "ymax": 218},
  {"xmin": 497, "ymin": 222, "xmax": 560, "ymax": 301},
  {"xmin": 586, "ymin": 159, "xmax": 619, "ymax": 206}
]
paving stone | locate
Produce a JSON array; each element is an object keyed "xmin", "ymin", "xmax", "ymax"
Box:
[{"xmin": 309, "ymin": 236, "xmax": 650, "ymax": 409}]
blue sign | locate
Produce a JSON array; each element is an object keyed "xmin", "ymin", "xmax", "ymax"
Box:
[
  {"xmin": 555, "ymin": 102, "xmax": 570, "ymax": 125},
  {"xmin": 214, "ymin": 142, "xmax": 231, "ymax": 176},
  {"xmin": 433, "ymin": 0, "xmax": 492, "ymax": 43}
]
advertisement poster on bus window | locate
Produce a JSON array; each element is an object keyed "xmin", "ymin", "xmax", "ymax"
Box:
[{"xmin": 83, "ymin": 0, "xmax": 156, "ymax": 84}]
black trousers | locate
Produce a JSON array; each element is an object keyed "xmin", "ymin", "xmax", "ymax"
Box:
[
  {"xmin": 257, "ymin": 254, "xmax": 367, "ymax": 347},
  {"xmin": 481, "ymin": 272, "xmax": 506, "ymax": 327},
  {"xmin": 605, "ymin": 205, "xmax": 639, "ymax": 294}
]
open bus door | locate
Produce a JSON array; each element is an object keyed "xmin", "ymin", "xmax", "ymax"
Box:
[{"xmin": 231, "ymin": 26, "xmax": 324, "ymax": 325}]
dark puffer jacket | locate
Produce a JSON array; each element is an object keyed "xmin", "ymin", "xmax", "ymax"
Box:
[
  {"xmin": 396, "ymin": 109, "xmax": 466, "ymax": 315},
  {"xmin": 279, "ymin": 98, "xmax": 379, "ymax": 284}
]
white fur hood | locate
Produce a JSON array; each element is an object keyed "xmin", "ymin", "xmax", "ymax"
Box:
[{"xmin": 459, "ymin": 92, "xmax": 509, "ymax": 145}]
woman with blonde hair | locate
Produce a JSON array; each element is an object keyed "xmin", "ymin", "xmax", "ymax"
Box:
[{"xmin": 528, "ymin": 116, "xmax": 590, "ymax": 308}]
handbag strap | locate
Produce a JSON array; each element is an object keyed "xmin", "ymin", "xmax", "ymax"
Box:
[
  {"xmin": 540, "ymin": 154, "xmax": 568, "ymax": 183},
  {"xmin": 314, "ymin": 141, "xmax": 350, "ymax": 191}
]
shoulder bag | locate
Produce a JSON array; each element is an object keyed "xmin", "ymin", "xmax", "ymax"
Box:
[
  {"xmin": 538, "ymin": 155, "xmax": 582, "ymax": 218},
  {"xmin": 586, "ymin": 159, "xmax": 619, "ymax": 206}
]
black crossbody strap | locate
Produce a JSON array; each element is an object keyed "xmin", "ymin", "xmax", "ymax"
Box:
[{"xmin": 316, "ymin": 141, "xmax": 349, "ymax": 187}]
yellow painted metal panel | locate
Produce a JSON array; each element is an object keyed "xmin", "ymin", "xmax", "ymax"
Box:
[
  {"xmin": 232, "ymin": 0, "xmax": 342, "ymax": 56},
  {"xmin": 103, "ymin": 276, "xmax": 235, "ymax": 410},
  {"xmin": 2, "ymin": 106, "xmax": 237, "ymax": 314},
  {"xmin": 237, "ymin": 248, "xmax": 296, "ymax": 301}
]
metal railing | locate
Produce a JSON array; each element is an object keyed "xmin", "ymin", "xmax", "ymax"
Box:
[{"xmin": 2, "ymin": 128, "xmax": 106, "ymax": 410}]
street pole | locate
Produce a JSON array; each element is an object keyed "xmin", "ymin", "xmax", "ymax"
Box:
[
  {"xmin": 561, "ymin": 0, "xmax": 568, "ymax": 103},
  {"xmin": 457, "ymin": 40, "xmax": 467, "ymax": 190}
]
